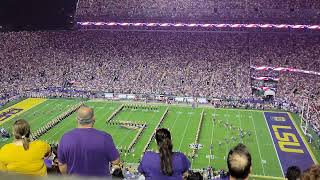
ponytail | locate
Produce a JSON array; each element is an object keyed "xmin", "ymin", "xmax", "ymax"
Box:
[
  {"xmin": 21, "ymin": 135, "xmax": 30, "ymax": 150},
  {"xmin": 156, "ymin": 128, "xmax": 173, "ymax": 176},
  {"xmin": 159, "ymin": 138, "xmax": 173, "ymax": 176},
  {"xmin": 13, "ymin": 119, "xmax": 31, "ymax": 151}
]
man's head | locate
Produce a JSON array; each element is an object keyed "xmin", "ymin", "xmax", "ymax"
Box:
[
  {"xmin": 77, "ymin": 106, "xmax": 95, "ymax": 127},
  {"xmin": 227, "ymin": 143, "xmax": 252, "ymax": 180},
  {"xmin": 286, "ymin": 166, "xmax": 301, "ymax": 180}
]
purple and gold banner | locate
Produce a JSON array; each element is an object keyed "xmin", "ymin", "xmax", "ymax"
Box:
[{"xmin": 264, "ymin": 112, "xmax": 315, "ymax": 173}]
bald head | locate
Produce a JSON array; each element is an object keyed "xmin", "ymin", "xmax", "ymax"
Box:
[
  {"xmin": 77, "ymin": 106, "xmax": 95, "ymax": 126},
  {"xmin": 227, "ymin": 143, "xmax": 252, "ymax": 180}
]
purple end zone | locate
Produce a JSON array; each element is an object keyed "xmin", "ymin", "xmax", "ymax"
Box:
[{"xmin": 264, "ymin": 112, "xmax": 314, "ymax": 173}]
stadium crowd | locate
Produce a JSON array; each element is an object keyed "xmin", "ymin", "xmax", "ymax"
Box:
[
  {"xmin": 1, "ymin": 30, "xmax": 319, "ymax": 132},
  {"xmin": 277, "ymin": 72, "xmax": 320, "ymax": 131},
  {"xmin": 76, "ymin": 0, "xmax": 320, "ymax": 23},
  {"xmin": 1, "ymin": 0, "xmax": 320, "ymax": 179}
]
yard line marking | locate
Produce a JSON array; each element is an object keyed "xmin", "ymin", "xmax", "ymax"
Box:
[
  {"xmin": 238, "ymin": 110, "xmax": 243, "ymax": 143},
  {"xmin": 26, "ymin": 100, "xmax": 74, "ymax": 141},
  {"xmin": 45, "ymin": 115, "xmax": 74, "ymax": 141},
  {"xmin": 44, "ymin": 102, "xmax": 85, "ymax": 141},
  {"xmin": 191, "ymin": 109, "xmax": 204, "ymax": 168},
  {"xmin": 167, "ymin": 108, "xmax": 181, "ymax": 137},
  {"xmin": 30, "ymin": 100, "xmax": 76, "ymax": 129},
  {"xmin": 0, "ymin": 98, "xmax": 47, "ymax": 126},
  {"xmin": 33, "ymin": 100, "xmax": 72, "ymax": 129},
  {"xmin": 104, "ymin": 106, "xmax": 133, "ymax": 147},
  {"xmin": 46, "ymin": 103, "xmax": 113, "ymax": 141},
  {"xmin": 118, "ymin": 110, "xmax": 156, "ymax": 147},
  {"xmin": 44, "ymin": 102, "xmax": 90, "ymax": 141},
  {"xmin": 161, "ymin": 108, "xmax": 181, "ymax": 152},
  {"xmin": 225, "ymin": 114, "xmax": 229, "ymax": 158},
  {"xmin": 113, "ymin": 106, "xmax": 136, "ymax": 147},
  {"xmin": 94, "ymin": 103, "xmax": 118, "ymax": 127},
  {"xmin": 7, "ymin": 100, "xmax": 72, "ymax": 136},
  {"xmin": 2, "ymin": 99, "xmax": 55, "ymax": 130},
  {"xmin": 250, "ymin": 111, "xmax": 266, "ymax": 176},
  {"xmin": 262, "ymin": 113, "xmax": 284, "ymax": 177},
  {"xmin": 99, "ymin": 104, "xmax": 128, "ymax": 140},
  {"xmin": 177, "ymin": 112, "xmax": 193, "ymax": 151}
]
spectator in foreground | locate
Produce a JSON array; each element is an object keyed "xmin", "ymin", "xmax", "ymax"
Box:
[
  {"xmin": 0, "ymin": 119, "xmax": 51, "ymax": 176},
  {"xmin": 225, "ymin": 143, "xmax": 252, "ymax": 180},
  {"xmin": 301, "ymin": 164, "xmax": 320, "ymax": 180},
  {"xmin": 286, "ymin": 166, "xmax": 301, "ymax": 180},
  {"xmin": 58, "ymin": 105, "xmax": 120, "ymax": 177},
  {"xmin": 138, "ymin": 128, "xmax": 190, "ymax": 180}
]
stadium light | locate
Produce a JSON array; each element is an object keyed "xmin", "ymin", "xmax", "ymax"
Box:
[{"xmin": 77, "ymin": 21, "xmax": 320, "ymax": 30}]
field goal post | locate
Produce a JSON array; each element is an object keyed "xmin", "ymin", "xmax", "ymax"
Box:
[{"xmin": 299, "ymin": 99, "xmax": 310, "ymax": 136}]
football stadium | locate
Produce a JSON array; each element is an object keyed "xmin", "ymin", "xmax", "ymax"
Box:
[{"xmin": 1, "ymin": 0, "xmax": 320, "ymax": 180}]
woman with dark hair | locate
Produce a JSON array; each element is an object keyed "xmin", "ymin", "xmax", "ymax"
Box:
[
  {"xmin": 138, "ymin": 128, "xmax": 190, "ymax": 180},
  {"xmin": 0, "ymin": 119, "xmax": 51, "ymax": 176}
]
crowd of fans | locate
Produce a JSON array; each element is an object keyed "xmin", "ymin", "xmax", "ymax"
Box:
[
  {"xmin": 0, "ymin": 30, "xmax": 319, "ymax": 132},
  {"xmin": 1, "ymin": 1, "xmax": 319, "ymax": 179},
  {"xmin": 76, "ymin": 0, "xmax": 320, "ymax": 23},
  {"xmin": 277, "ymin": 72, "xmax": 320, "ymax": 131},
  {"xmin": 0, "ymin": 30, "xmax": 251, "ymax": 98},
  {"xmin": 250, "ymin": 33, "xmax": 320, "ymax": 72}
]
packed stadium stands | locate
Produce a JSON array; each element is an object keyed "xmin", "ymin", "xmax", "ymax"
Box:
[
  {"xmin": 76, "ymin": 0, "xmax": 320, "ymax": 23},
  {"xmin": 1, "ymin": 0, "xmax": 320, "ymax": 179},
  {"xmin": 0, "ymin": 30, "xmax": 319, "ymax": 130}
]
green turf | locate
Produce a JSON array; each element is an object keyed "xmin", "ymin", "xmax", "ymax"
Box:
[
  {"xmin": 0, "ymin": 99, "xmax": 80, "ymax": 147},
  {"xmin": 146, "ymin": 108, "xmax": 282, "ymax": 176},
  {"xmin": 2, "ymin": 98, "xmax": 318, "ymax": 178}
]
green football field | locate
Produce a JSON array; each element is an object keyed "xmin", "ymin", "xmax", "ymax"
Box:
[{"xmin": 0, "ymin": 98, "xmax": 319, "ymax": 179}]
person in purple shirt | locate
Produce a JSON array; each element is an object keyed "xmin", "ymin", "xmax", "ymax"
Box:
[
  {"xmin": 138, "ymin": 128, "xmax": 190, "ymax": 180},
  {"xmin": 58, "ymin": 105, "xmax": 120, "ymax": 177}
]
